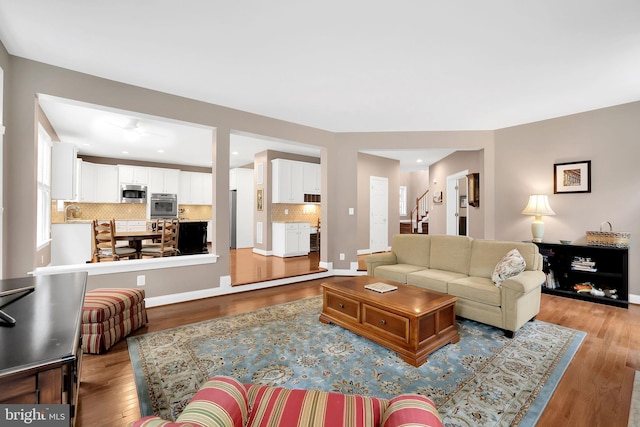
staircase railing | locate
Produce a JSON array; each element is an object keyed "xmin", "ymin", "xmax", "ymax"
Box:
[{"xmin": 410, "ymin": 189, "xmax": 429, "ymax": 233}]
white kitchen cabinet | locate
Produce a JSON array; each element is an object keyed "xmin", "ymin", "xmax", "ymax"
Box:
[
  {"xmin": 272, "ymin": 159, "xmax": 304, "ymax": 203},
  {"xmin": 148, "ymin": 167, "xmax": 180, "ymax": 194},
  {"xmin": 51, "ymin": 223, "xmax": 93, "ymax": 265},
  {"xmin": 302, "ymin": 162, "xmax": 321, "ymax": 195},
  {"xmin": 179, "ymin": 171, "xmax": 212, "ymax": 205},
  {"xmin": 272, "ymin": 222, "xmax": 310, "ymax": 257},
  {"xmin": 51, "ymin": 142, "xmax": 78, "ymax": 200},
  {"xmin": 118, "ymin": 165, "xmax": 149, "ymax": 186},
  {"xmin": 78, "ymin": 160, "xmax": 119, "ymax": 203}
]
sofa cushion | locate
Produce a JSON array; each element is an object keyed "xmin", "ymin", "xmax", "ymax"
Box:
[
  {"xmin": 391, "ymin": 234, "xmax": 431, "ymax": 268},
  {"xmin": 429, "ymin": 235, "xmax": 472, "ymax": 275},
  {"xmin": 246, "ymin": 385, "xmax": 387, "ymax": 427},
  {"xmin": 375, "ymin": 264, "xmax": 426, "ymax": 284},
  {"xmin": 448, "ymin": 276, "xmax": 501, "ymax": 307},
  {"xmin": 382, "ymin": 394, "xmax": 442, "ymax": 427},
  {"xmin": 406, "ymin": 269, "xmax": 467, "ymax": 293},
  {"xmin": 491, "ymin": 249, "xmax": 526, "ymax": 286},
  {"xmin": 468, "ymin": 240, "xmax": 540, "ymax": 278}
]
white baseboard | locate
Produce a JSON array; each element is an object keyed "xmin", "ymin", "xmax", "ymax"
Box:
[
  {"xmin": 629, "ymin": 293, "xmax": 640, "ymax": 305},
  {"xmin": 252, "ymin": 247, "xmax": 271, "ymax": 256}
]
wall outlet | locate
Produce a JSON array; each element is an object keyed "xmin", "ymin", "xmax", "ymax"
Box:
[
  {"xmin": 137, "ymin": 275, "xmax": 146, "ymax": 286},
  {"xmin": 348, "ymin": 208, "xmax": 354, "ymax": 215},
  {"xmin": 339, "ymin": 253, "xmax": 345, "ymax": 261}
]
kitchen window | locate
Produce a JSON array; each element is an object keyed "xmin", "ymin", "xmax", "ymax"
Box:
[{"xmin": 37, "ymin": 124, "xmax": 52, "ymax": 247}]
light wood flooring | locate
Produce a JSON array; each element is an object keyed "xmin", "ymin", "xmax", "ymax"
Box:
[
  {"xmin": 230, "ymin": 248, "xmax": 327, "ymax": 286},
  {"xmin": 76, "ymin": 262, "xmax": 639, "ymax": 426}
]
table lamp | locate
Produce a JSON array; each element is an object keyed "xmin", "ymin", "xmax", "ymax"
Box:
[{"xmin": 521, "ymin": 194, "xmax": 555, "ymax": 242}]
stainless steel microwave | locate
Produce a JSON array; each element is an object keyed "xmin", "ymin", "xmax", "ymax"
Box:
[{"xmin": 121, "ymin": 184, "xmax": 147, "ymax": 203}]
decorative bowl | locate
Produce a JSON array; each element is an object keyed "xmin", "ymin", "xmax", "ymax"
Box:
[{"xmin": 559, "ymin": 240, "xmax": 572, "ymax": 245}]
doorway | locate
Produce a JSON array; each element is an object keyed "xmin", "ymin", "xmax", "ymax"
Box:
[
  {"xmin": 446, "ymin": 170, "xmax": 469, "ymax": 236},
  {"xmin": 370, "ymin": 176, "xmax": 388, "ymax": 252}
]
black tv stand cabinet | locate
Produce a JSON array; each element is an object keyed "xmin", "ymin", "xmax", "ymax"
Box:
[{"xmin": 534, "ymin": 242, "xmax": 628, "ymax": 308}]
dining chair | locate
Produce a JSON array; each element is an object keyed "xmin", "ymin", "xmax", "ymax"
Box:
[
  {"xmin": 93, "ymin": 219, "xmax": 138, "ymax": 262},
  {"xmin": 140, "ymin": 219, "xmax": 180, "ymax": 258}
]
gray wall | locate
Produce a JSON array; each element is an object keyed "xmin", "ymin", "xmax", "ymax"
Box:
[
  {"xmin": 494, "ymin": 102, "xmax": 640, "ymax": 298},
  {"xmin": 428, "ymin": 150, "xmax": 484, "ymax": 237},
  {"xmin": 2, "ymin": 45, "xmax": 638, "ymax": 300}
]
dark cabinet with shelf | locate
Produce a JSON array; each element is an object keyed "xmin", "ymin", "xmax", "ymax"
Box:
[{"xmin": 534, "ymin": 242, "xmax": 628, "ymax": 308}]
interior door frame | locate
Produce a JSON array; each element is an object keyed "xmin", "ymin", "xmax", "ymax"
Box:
[
  {"xmin": 446, "ymin": 169, "xmax": 468, "ymax": 236},
  {"xmin": 369, "ymin": 176, "xmax": 388, "ymax": 253}
]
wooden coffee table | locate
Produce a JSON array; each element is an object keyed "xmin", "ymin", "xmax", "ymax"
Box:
[{"xmin": 319, "ymin": 276, "xmax": 459, "ymax": 367}]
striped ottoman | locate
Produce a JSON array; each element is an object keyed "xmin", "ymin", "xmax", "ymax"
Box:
[{"xmin": 82, "ymin": 288, "xmax": 148, "ymax": 354}]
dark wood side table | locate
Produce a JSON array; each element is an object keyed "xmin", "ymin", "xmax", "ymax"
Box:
[{"xmin": 0, "ymin": 272, "xmax": 87, "ymax": 425}]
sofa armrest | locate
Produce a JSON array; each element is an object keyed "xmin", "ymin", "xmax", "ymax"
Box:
[
  {"xmin": 501, "ymin": 270, "xmax": 546, "ymax": 295},
  {"xmin": 382, "ymin": 394, "xmax": 443, "ymax": 427},
  {"xmin": 129, "ymin": 376, "xmax": 249, "ymax": 427},
  {"xmin": 364, "ymin": 252, "xmax": 398, "ymax": 275}
]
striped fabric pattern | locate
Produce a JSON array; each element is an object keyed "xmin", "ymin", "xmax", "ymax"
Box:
[
  {"xmin": 131, "ymin": 376, "xmax": 248, "ymax": 427},
  {"xmin": 130, "ymin": 376, "xmax": 444, "ymax": 427},
  {"xmin": 82, "ymin": 288, "xmax": 147, "ymax": 354},
  {"xmin": 381, "ymin": 394, "xmax": 442, "ymax": 427},
  {"xmin": 83, "ymin": 288, "xmax": 146, "ymax": 323},
  {"xmin": 246, "ymin": 384, "xmax": 388, "ymax": 427}
]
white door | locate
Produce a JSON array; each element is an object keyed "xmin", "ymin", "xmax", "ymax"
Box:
[
  {"xmin": 370, "ymin": 176, "xmax": 388, "ymax": 253},
  {"xmin": 446, "ymin": 170, "xmax": 468, "ymax": 235}
]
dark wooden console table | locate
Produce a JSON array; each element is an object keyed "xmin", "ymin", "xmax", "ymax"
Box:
[{"xmin": 0, "ymin": 272, "xmax": 87, "ymax": 425}]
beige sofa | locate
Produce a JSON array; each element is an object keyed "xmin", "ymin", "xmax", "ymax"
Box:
[{"xmin": 364, "ymin": 234, "xmax": 545, "ymax": 337}]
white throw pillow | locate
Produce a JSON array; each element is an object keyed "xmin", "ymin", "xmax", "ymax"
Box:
[{"xmin": 492, "ymin": 249, "xmax": 526, "ymax": 286}]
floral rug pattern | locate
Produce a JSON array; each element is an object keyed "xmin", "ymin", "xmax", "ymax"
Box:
[{"xmin": 128, "ymin": 296, "xmax": 585, "ymax": 426}]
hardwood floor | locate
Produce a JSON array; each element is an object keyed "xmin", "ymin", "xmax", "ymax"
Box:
[
  {"xmin": 76, "ymin": 276, "xmax": 639, "ymax": 426},
  {"xmin": 230, "ymin": 248, "xmax": 326, "ymax": 286}
]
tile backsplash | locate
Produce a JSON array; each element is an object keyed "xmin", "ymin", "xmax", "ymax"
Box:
[
  {"xmin": 271, "ymin": 203, "xmax": 320, "ymax": 225},
  {"xmin": 52, "ymin": 202, "xmax": 212, "ymax": 223}
]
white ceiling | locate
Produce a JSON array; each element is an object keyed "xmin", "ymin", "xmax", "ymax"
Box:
[{"xmin": 3, "ymin": 1, "xmax": 639, "ymax": 168}]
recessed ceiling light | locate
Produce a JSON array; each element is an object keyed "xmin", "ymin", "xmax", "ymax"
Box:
[
  {"xmin": 157, "ymin": 149, "xmax": 164, "ymax": 153},
  {"xmin": 416, "ymin": 159, "xmax": 423, "ymax": 163},
  {"xmin": 121, "ymin": 151, "xmax": 129, "ymax": 154},
  {"xmin": 232, "ymin": 151, "xmax": 239, "ymax": 155}
]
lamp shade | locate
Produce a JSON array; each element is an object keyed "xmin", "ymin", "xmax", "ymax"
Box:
[{"xmin": 521, "ymin": 194, "xmax": 555, "ymax": 216}]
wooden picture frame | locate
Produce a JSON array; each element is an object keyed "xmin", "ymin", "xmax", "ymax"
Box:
[
  {"xmin": 467, "ymin": 173, "xmax": 479, "ymax": 207},
  {"xmin": 433, "ymin": 191, "xmax": 443, "ymax": 204},
  {"xmin": 554, "ymin": 160, "xmax": 591, "ymax": 193}
]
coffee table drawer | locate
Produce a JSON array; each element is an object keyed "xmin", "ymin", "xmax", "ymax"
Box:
[
  {"xmin": 325, "ymin": 292, "xmax": 360, "ymax": 321},
  {"xmin": 363, "ymin": 304, "xmax": 409, "ymax": 342}
]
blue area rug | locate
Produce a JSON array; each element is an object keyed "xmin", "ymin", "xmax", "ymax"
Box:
[{"xmin": 128, "ymin": 296, "xmax": 584, "ymax": 426}]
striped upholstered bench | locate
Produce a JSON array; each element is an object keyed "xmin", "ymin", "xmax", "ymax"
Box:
[
  {"xmin": 131, "ymin": 376, "xmax": 443, "ymax": 427},
  {"xmin": 82, "ymin": 288, "xmax": 147, "ymax": 354}
]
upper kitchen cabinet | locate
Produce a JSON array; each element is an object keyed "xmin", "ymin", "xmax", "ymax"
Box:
[
  {"xmin": 118, "ymin": 165, "xmax": 149, "ymax": 186},
  {"xmin": 302, "ymin": 162, "xmax": 321, "ymax": 195},
  {"xmin": 78, "ymin": 160, "xmax": 119, "ymax": 203},
  {"xmin": 148, "ymin": 168, "xmax": 180, "ymax": 194},
  {"xmin": 272, "ymin": 159, "xmax": 304, "ymax": 203},
  {"xmin": 51, "ymin": 142, "xmax": 78, "ymax": 200},
  {"xmin": 179, "ymin": 171, "xmax": 212, "ymax": 205}
]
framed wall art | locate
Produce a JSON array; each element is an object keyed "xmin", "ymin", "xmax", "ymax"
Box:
[
  {"xmin": 554, "ymin": 160, "xmax": 591, "ymax": 193},
  {"xmin": 467, "ymin": 173, "xmax": 480, "ymax": 207},
  {"xmin": 256, "ymin": 189, "xmax": 264, "ymax": 211}
]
